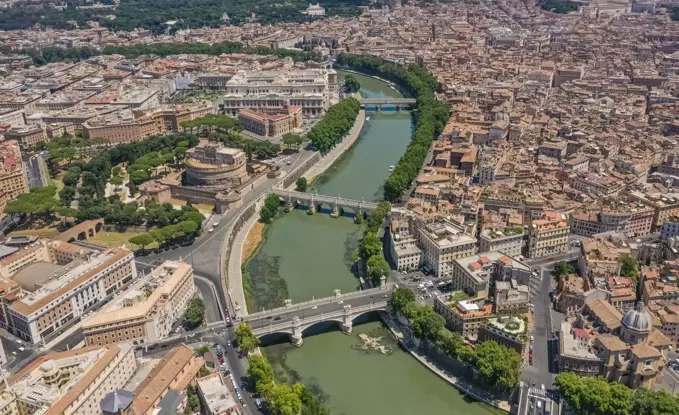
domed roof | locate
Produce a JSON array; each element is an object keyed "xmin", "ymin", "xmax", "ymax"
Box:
[{"xmin": 621, "ymin": 303, "xmax": 652, "ymax": 333}]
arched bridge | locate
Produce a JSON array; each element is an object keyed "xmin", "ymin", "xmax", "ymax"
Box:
[
  {"xmin": 242, "ymin": 285, "xmax": 393, "ymax": 346},
  {"xmin": 271, "ymin": 189, "xmax": 379, "ymax": 216},
  {"xmin": 360, "ymin": 98, "xmax": 416, "ymax": 110}
]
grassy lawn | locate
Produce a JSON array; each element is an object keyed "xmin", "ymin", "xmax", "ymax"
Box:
[
  {"xmin": 89, "ymin": 230, "xmax": 158, "ymax": 250},
  {"xmin": 52, "ymin": 179, "xmax": 64, "ymax": 200}
]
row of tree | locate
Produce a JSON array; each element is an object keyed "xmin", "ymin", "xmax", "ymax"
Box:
[
  {"xmin": 389, "ymin": 288, "xmax": 522, "ymax": 391},
  {"xmin": 307, "ymin": 97, "xmax": 361, "ymax": 153},
  {"xmin": 554, "ymin": 372, "xmax": 679, "ymax": 415},
  {"xmin": 335, "ymin": 54, "xmax": 451, "ymax": 202},
  {"xmin": 102, "ymin": 42, "xmax": 322, "ymax": 62},
  {"xmin": 0, "ymin": 0, "xmax": 364, "ymax": 34},
  {"xmin": 358, "ymin": 202, "xmax": 392, "ymax": 286},
  {"xmin": 247, "ymin": 354, "xmax": 330, "ymax": 415}
]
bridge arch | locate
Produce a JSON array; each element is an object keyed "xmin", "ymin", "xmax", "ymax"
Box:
[
  {"xmin": 300, "ymin": 319, "xmax": 345, "ymax": 337},
  {"xmin": 350, "ymin": 308, "xmax": 387, "ymax": 324},
  {"xmin": 258, "ymin": 331, "xmax": 293, "ymax": 347}
]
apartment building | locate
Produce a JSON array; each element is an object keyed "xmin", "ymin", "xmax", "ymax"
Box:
[
  {"xmin": 196, "ymin": 374, "xmax": 239, "ymax": 415},
  {"xmin": 527, "ymin": 213, "xmax": 569, "ymax": 259},
  {"xmin": 0, "ymin": 109, "xmax": 25, "ymax": 127},
  {"xmin": 219, "ymin": 69, "xmax": 339, "ymax": 117},
  {"xmin": 83, "ymin": 105, "xmax": 214, "ymax": 144},
  {"xmin": 132, "ymin": 344, "xmax": 205, "ymax": 415},
  {"xmin": 661, "ymin": 218, "xmax": 679, "ymax": 241},
  {"xmin": 478, "ymin": 227, "xmax": 524, "ymax": 257},
  {"xmin": 8, "ymin": 343, "xmax": 136, "ymax": 415},
  {"xmin": 433, "ymin": 296, "xmax": 493, "ymax": 340},
  {"xmin": 4, "ymin": 125, "xmax": 48, "ymax": 150},
  {"xmin": 418, "ymin": 220, "xmax": 476, "ymax": 278},
  {"xmin": 7, "ymin": 248, "xmax": 136, "ymax": 344},
  {"xmin": 451, "ymin": 252, "xmax": 531, "ymax": 296},
  {"xmin": 389, "ymin": 218, "xmax": 422, "ymax": 272},
  {"xmin": 629, "ymin": 191, "xmax": 679, "ymax": 231},
  {"xmin": 571, "ymin": 204, "xmax": 654, "ymax": 237},
  {"xmin": 238, "ymin": 106, "xmax": 302, "ymax": 137},
  {"xmin": 83, "ymin": 261, "xmax": 196, "ymax": 347},
  {"xmin": 569, "ymin": 171, "xmax": 625, "ymax": 197},
  {"xmin": 0, "ymin": 140, "xmax": 29, "ymax": 205}
]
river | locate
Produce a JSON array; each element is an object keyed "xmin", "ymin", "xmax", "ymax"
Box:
[{"xmin": 246, "ymin": 71, "xmax": 499, "ymax": 415}]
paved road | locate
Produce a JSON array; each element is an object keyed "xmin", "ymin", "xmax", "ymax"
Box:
[
  {"xmin": 522, "ymin": 265, "xmax": 560, "ymax": 390},
  {"xmin": 243, "ymin": 288, "xmax": 392, "ymax": 334},
  {"xmin": 519, "ymin": 384, "xmax": 559, "ymax": 415}
]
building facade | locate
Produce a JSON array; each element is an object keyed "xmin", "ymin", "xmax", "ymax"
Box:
[
  {"xmin": 220, "ymin": 69, "xmax": 339, "ymax": 117},
  {"xmin": 82, "ymin": 261, "xmax": 196, "ymax": 346}
]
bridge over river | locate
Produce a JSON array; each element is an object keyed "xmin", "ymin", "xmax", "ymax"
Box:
[
  {"xmin": 271, "ymin": 188, "xmax": 379, "ymax": 216},
  {"xmin": 242, "ymin": 284, "xmax": 394, "ymax": 346},
  {"xmin": 360, "ymin": 98, "xmax": 416, "ymax": 110}
]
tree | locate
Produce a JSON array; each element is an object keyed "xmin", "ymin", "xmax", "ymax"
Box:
[
  {"xmin": 343, "ymin": 74, "xmax": 361, "ymax": 93},
  {"xmin": 406, "ymin": 304, "xmax": 445, "ymax": 340},
  {"xmin": 474, "ymin": 341, "xmax": 522, "ymax": 390},
  {"xmin": 260, "ymin": 194, "xmax": 281, "ymax": 223},
  {"xmin": 631, "ymin": 388, "xmax": 679, "ymax": 415},
  {"xmin": 198, "ymin": 365, "xmax": 211, "ymax": 377},
  {"xmin": 620, "ymin": 254, "xmax": 638, "ymax": 281},
  {"xmin": 283, "ymin": 133, "xmax": 304, "ymax": 150},
  {"xmin": 129, "ymin": 233, "xmax": 155, "ymax": 252},
  {"xmin": 247, "ymin": 354, "xmax": 275, "ymax": 395},
  {"xmin": 266, "ymin": 384, "xmax": 302, "ymax": 415},
  {"xmin": 553, "ymin": 261, "xmax": 575, "ymax": 280},
  {"xmin": 367, "ymin": 254, "xmax": 390, "ymax": 285},
  {"xmin": 296, "ymin": 177, "xmax": 308, "ymax": 192},
  {"xmin": 183, "ymin": 298, "xmax": 205, "ymax": 329},
  {"xmin": 128, "ymin": 180, "xmax": 137, "ymax": 196},
  {"xmin": 185, "ymin": 384, "xmax": 200, "ymax": 413},
  {"xmin": 389, "ymin": 287, "xmax": 415, "ymax": 314},
  {"xmin": 62, "ymin": 171, "xmax": 80, "ymax": 187},
  {"xmin": 235, "ymin": 323, "xmax": 260, "ymax": 354},
  {"xmin": 554, "ymin": 373, "xmax": 634, "ymax": 415},
  {"xmin": 110, "ymin": 175, "xmax": 123, "ymax": 191},
  {"xmin": 59, "ymin": 186, "xmax": 77, "ymax": 205},
  {"xmin": 360, "ymin": 232, "xmax": 382, "ymax": 259},
  {"xmin": 129, "ymin": 169, "xmax": 150, "ymax": 185}
]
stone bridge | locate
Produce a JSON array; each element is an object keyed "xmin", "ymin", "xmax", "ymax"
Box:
[
  {"xmin": 271, "ymin": 188, "xmax": 379, "ymax": 216},
  {"xmin": 360, "ymin": 98, "xmax": 416, "ymax": 110},
  {"xmin": 243, "ymin": 285, "xmax": 393, "ymax": 346}
]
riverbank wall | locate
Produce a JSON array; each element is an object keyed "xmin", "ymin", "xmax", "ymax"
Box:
[
  {"xmin": 381, "ymin": 313, "xmax": 512, "ymax": 413},
  {"xmin": 288, "ymin": 109, "xmax": 366, "ymax": 188}
]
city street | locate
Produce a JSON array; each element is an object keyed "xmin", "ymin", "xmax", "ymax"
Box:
[{"xmin": 522, "ymin": 264, "xmax": 565, "ymax": 389}]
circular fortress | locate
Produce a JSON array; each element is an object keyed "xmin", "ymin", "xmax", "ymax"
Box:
[{"xmin": 185, "ymin": 141, "xmax": 249, "ymax": 189}]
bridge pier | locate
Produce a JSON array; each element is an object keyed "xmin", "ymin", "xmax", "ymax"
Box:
[
  {"xmin": 291, "ymin": 316, "xmax": 303, "ymax": 347},
  {"xmin": 341, "ymin": 305, "xmax": 353, "ymax": 335},
  {"xmin": 396, "ymin": 105, "xmax": 401, "ymax": 111}
]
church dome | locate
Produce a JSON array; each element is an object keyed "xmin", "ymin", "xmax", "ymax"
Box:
[{"xmin": 621, "ymin": 304, "xmax": 652, "ymax": 333}]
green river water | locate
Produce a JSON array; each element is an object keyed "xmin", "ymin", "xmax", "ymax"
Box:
[{"xmin": 246, "ymin": 71, "xmax": 500, "ymax": 415}]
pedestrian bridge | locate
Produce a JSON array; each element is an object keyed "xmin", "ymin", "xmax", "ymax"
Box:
[
  {"xmin": 271, "ymin": 189, "xmax": 379, "ymax": 216},
  {"xmin": 242, "ymin": 285, "xmax": 393, "ymax": 346}
]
